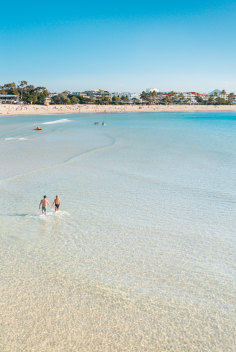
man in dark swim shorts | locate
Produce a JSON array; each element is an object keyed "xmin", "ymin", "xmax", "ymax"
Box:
[{"xmin": 39, "ymin": 195, "xmax": 51, "ymax": 215}]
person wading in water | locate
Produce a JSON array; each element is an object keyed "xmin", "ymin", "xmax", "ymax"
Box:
[
  {"xmin": 52, "ymin": 195, "xmax": 61, "ymax": 212},
  {"xmin": 39, "ymin": 195, "xmax": 51, "ymax": 215}
]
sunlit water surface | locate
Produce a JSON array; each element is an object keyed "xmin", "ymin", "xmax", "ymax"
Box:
[{"xmin": 0, "ymin": 112, "xmax": 236, "ymax": 351}]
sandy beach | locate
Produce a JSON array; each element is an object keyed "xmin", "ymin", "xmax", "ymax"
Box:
[{"xmin": 0, "ymin": 103, "xmax": 236, "ymax": 116}]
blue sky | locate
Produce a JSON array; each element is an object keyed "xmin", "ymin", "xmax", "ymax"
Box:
[{"xmin": 1, "ymin": 0, "xmax": 235, "ymax": 92}]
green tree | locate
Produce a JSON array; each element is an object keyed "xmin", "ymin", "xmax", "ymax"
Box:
[
  {"xmin": 103, "ymin": 96, "xmax": 112, "ymax": 104},
  {"xmin": 112, "ymin": 96, "xmax": 121, "ymax": 104},
  {"xmin": 121, "ymin": 95, "xmax": 130, "ymax": 103},
  {"xmin": 18, "ymin": 81, "xmax": 28, "ymax": 100},
  {"xmin": 27, "ymin": 94, "xmax": 38, "ymax": 104},
  {"xmin": 0, "ymin": 82, "xmax": 18, "ymax": 96},
  {"xmin": 178, "ymin": 93, "xmax": 185, "ymax": 104},
  {"xmin": 215, "ymin": 97, "xmax": 227, "ymax": 105},
  {"xmin": 78, "ymin": 96, "xmax": 93, "ymax": 104},
  {"xmin": 51, "ymin": 94, "xmax": 70, "ymax": 104},
  {"xmin": 140, "ymin": 91, "xmax": 151, "ymax": 104},
  {"xmin": 227, "ymin": 93, "xmax": 235, "ymax": 104},
  {"xmin": 95, "ymin": 96, "xmax": 104, "ymax": 104},
  {"xmin": 131, "ymin": 98, "xmax": 140, "ymax": 104},
  {"xmin": 169, "ymin": 91, "xmax": 178, "ymax": 101},
  {"xmin": 3, "ymin": 82, "xmax": 16, "ymax": 89},
  {"xmin": 195, "ymin": 95, "xmax": 204, "ymax": 104},
  {"xmin": 207, "ymin": 96, "xmax": 215, "ymax": 105},
  {"xmin": 162, "ymin": 94, "xmax": 172, "ymax": 104},
  {"xmin": 70, "ymin": 96, "xmax": 79, "ymax": 104}
]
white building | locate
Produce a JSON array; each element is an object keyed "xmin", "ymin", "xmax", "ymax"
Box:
[
  {"xmin": 71, "ymin": 92, "xmax": 89, "ymax": 98},
  {"xmin": 0, "ymin": 94, "xmax": 19, "ymax": 104},
  {"xmin": 111, "ymin": 92, "xmax": 140, "ymax": 100},
  {"xmin": 146, "ymin": 88, "xmax": 159, "ymax": 93},
  {"xmin": 181, "ymin": 92, "xmax": 204, "ymax": 103},
  {"xmin": 49, "ymin": 92, "xmax": 59, "ymax": 97}
]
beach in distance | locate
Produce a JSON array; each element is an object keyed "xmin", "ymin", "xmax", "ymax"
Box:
[{"xmin": 0, "ymin": 103, "xmax": 236, "ymax": 116}]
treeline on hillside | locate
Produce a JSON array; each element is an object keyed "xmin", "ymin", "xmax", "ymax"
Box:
[
  {"xmin": 0, "ymin": 81, "xmax": 49, "ymax": 104},
  {"xmin": 1, "ymin": 81, "xmax": 235, "ymax": 105},
  {"xmin": 52, "ymin": 91, "xmax": 236, "ymax": 105},
  {"xmin": 51, "ymin": 93, "xmax": 131, "ymax": 105},
  {"xmin": 0, "ymin": 81, "xmax": 132, "ymax": 105}
]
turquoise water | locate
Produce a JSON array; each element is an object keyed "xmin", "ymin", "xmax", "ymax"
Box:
[{"xmin": 1, "ymin": 112, "xmax": 236, "ymax": 351}]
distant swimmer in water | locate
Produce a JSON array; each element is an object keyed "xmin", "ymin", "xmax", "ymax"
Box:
[
  {"xmin": 102, "ymin": 121, "xmax": 106, "ymax": 126},
  {"xmin": 52, "ymin": 195, "xmax": 61, "ymax": 212},
  {"xmin": 39, "ymin": 195, "xmax": 51, "ymax": 215},
  {"xmin": 94, "ymin": 122, "xmax": 99, "ymax": 125}
]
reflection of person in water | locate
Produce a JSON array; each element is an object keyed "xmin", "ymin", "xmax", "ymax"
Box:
[
  {"xmin": 52, "ymin": 195, "xmax": 61, "ymax": 212},
  {"xmin": 39, "ymin": 195, "xmax": 51, "ymax": 215}
]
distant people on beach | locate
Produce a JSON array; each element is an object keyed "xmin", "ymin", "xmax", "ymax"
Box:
[
  {"xmin": 39, "ymin": 195, "xmax": 51, "ymax": 215},
  {"xmin": 52, "ymin": 195, "xmax": 61, "ymax": 212}
]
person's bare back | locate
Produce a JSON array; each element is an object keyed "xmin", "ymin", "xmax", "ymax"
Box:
[{"xmin": 39, "ymin": 195, "xmax": 51, "ymax": 215}]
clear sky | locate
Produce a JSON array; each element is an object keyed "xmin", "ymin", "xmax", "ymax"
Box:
[{"xmin": 1, "ymin": 0, "xmax": 235, "ymax": 93}]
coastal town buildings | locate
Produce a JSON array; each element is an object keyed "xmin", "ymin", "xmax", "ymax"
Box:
[
  {"xmin": 209, "ymin": 91, "xmax": 228, "ymax": 100},
  {"xmin": 182, "ymin": 92, "xmax": 200, "ymax": 103},
  {"xmin": 85, "ymin": 90, "xmax": 110, "ymax": 99},
  {"xmin": 71, "ymin": 90, "xmax": 111, "ymax": 99},
  {"xmin": 111, "ymin": 92, "xmax": 140, "ymax": 100},
  {"xmin": 67, "ymin": 88, "xmax": 235, "ymax": 105},
  {"xmin": 0, "ymin": 80, "xmax": 235, "ymax": 106}
]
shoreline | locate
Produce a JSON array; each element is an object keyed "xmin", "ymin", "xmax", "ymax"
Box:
[{"xmin": 0, "ymin": 104, "xmax": 236, "ymax": 116}]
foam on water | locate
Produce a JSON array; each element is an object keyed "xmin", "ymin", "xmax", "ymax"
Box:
[
  {"xmin": 26, "ymin": 210, "xmax": 71, "ymax": 220},
  {"xmin": 0, "ymin": 112, "xmax": 235, "ymax": 351},
  {"xmin": 41, "ymin": 118, "xmax": 71, "ymax": 125},
  {"xmin": 5, "ymin": 137, "xmax": 28, "ymax": 141}
]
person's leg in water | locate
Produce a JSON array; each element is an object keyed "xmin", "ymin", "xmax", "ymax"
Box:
[
  {"xmin": 42, "ymin": 206, "xmax": 47, "ymax": 215},
  {"xmin": 55, "ymin": 204, "xmax": 60, "ymax": 212}
]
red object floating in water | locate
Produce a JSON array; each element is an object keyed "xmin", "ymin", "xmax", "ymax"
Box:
[{"xmin": 35, "ymin": 127, "xmax": 42, "ymax": 130}]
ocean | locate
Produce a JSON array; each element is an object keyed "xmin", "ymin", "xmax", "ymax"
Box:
[{"xmin": 0, "ymin": 112, "xmax": 235, "ymax": 351}]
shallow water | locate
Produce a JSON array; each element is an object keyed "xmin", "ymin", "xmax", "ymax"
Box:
[{"xmin": 0, "ymin": 112, "xmax": 236, "ymax": 351}]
